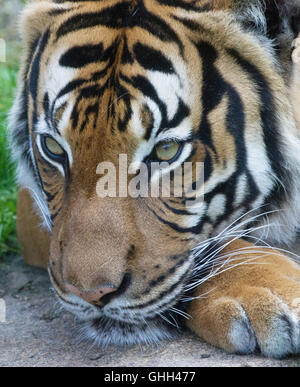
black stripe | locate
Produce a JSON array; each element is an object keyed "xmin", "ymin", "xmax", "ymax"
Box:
[
  {"xmin": 137, "ymin": 4, "xmax": 184, "ymax": 56},
  {"xmin": 172, "ymin": 15, "xmax": 209, "ymax": 32},
  {"xmin": 59, "ymin": 43, "xmax": 104, "ymax": 68},
  {"xmin": 100, "ymin": 273, "xmax": 132, "ymax": 305},
  {"xmin": 227, "ymin": 49, "xmax": 289, "ymax": 205},
  {"xmin": 51, "ymin": 209, "xmax": 61, "ymax": 222},
  {"xmin": 55, "ymin": 79, "xmax": 86, "ymax": 101},
  {"xmin": 195, "ymin": 41, "xmax": 260, "ymax": 204},
  {"xmin": 116, "ymin": 88, "xmax": 132, "ymax": 132},
  {"xmin": 160, "ymin": 199, "xmax": 191, "ymax": 216},
  {"xmin": 29, "ymin": 29, "xmax": 50, "ymax": 127},
  {"xmin": 121, "ymin": 36, "xmax": 134, "ymax": 64},
  {"xmin": 70, "ymin": 83, "xmax": 107, "ymax": 129},
  {"xmin": 13, "ymin": 35, "xmax": 40, "ymax": 165},
  {"xmin": 48, "ymin": 8, "xmax": 72, "ymax": 17},
  {"xmin": 124, "ymin": 74, "xmax": 168, "ymax": 129},
  {"xmin": 124, "ymin": 74, "xmax": 191, "ymax": 137},
  {"xmin": 160, "ymin": 98, "xmax": 190, "ymax": 133},
  {"xmin": 142, "ymin": 104, "xmax": 154, "ymax": 141},
  {"xmin": 56, "ymin": 10, "xmax": 122, "ymax": 39},
  {"xmin": 126, "ymin": 270, "xmax": 188, "ymax": 310},
  {"xmin": 59, "ymin": 38, "xmax": 119, "ymax": 69},
  {"xmin": 157, "ymin": 0, "xmax": 211, "ymax": 11},
  {"xmin": 141, "ymin": 257, "xmax": 187, "ymax": 297},
  {"xmin": 44, "ymin": 189, "xmax": 57, "ymax": 202},
  {"xmin": 203, "ymin": 151, "xmax": 213, "ymax": 182},
  {"xmin": 195, "ymin": 42, "xmax": 222, "ymax": 153},
  {"xmin": 79, "ymin": 103, "xmax": 99, "ymax": 132},
  {"xmin": 133, "ymin": 42, "xmax": 175, "ymax": 73},
  {"xmin": 226, "ymin": 84, "xmax": 247, "ymax": 169},
  {"xmin": 43, "ymin": 92, "xmax": 51, "ymax": 129},
  {"xmin": 149, "ymin": 205, "xmax": 204, "ymax": 234},
  {"xmin": 56, "ymin": 2, "xmax": 184, "ymax": 54}
]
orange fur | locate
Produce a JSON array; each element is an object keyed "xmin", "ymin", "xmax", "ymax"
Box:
[
  {"xmin": 12, "ymin": 1, "xmax": 300, "ymax": 357},
  {"xmin": 187, "ymin": 239, "xmax": 300, "ymax": 356},
  {"xmin": 17, "ymin": 189, "xmax": 50, "ymax": 269}
]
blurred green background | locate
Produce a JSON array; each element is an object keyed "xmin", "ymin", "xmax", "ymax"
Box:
[{"xmin": 0, "ymin": 0, "xmax": 26, "ymax": 258}]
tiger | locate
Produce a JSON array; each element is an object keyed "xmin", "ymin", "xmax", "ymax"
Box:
[{"xmin": 9, "ymin": 0, "xmax": 300, "ymax": 359}]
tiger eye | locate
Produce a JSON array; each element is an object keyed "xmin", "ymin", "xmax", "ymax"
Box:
[
  {"xmin": 45, "ymin": 137, "xmax": 64, "ymax": 156},
  {"xmin": 155, "ymin": 141, "xmax": 180, "ymax": 162}
]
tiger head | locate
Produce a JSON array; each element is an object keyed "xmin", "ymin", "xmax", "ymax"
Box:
[{"xmin": 10, "ymin": 0, "xmax": 300, "ymax": 345}]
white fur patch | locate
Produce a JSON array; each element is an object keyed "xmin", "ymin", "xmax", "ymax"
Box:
[{"xmin": 207, "ymin": 194, "xmax": 226, "ymax": 223}]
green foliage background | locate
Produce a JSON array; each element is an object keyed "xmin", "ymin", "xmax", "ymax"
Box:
[
  {"xmin": 0, "ymin": 63, "xmax": 18, "ymax": 257},
  {"xmin": 0, "ymin": 0, "xmax": 25, "ymax": 258}
]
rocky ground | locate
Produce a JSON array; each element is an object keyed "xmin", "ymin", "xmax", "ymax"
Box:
[{"xmin": 1, "ymin": 254, "xmax": 300, "ymax": 367}]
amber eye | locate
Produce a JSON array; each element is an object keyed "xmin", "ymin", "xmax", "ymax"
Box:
[
  {"xmin": 41, "ymin": 135, "xmax": 65, "ymax": 162},
  {"xmin": 155, "ymin": 141, "xmax": 181, "ymax": 162}
]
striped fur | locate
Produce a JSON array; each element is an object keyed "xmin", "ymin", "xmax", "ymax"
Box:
[{"xmin": 9, "ymin": 0, "xmax": 300, "ymax": 352}]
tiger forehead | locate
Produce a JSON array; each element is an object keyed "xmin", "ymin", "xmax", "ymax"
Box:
[
  {"xmin": 35, "ymin": 0, "xmax": 272, "ymax": 149},
  {"xmin": 42, "ymin": 27, "xmax": 190, "ymax": 140}
]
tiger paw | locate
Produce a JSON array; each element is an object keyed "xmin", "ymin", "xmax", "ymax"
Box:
[{"xmin": 186, "ymin": 240, "xmax": 300, "ymax": 358}]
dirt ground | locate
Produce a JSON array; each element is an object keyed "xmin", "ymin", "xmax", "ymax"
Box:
[
  {"xmin": 1, "ymin": 0, "xmax": 300, "ymax": 368},
  {"xmin": 1, "ymin": 254, "xmax": 300, "ymax": 367}
]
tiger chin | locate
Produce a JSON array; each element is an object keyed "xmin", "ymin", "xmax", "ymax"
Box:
[{"xmin": 9, "ymin": 0, "xmax": 300, "ymax": 359}]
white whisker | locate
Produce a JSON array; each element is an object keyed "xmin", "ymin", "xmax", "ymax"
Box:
[
  {"xmin": 184, "ymin": 202, "xmax": 300, "ymax": 301},
  {"xmin": 157, "ymin": 312, "xmax": 178, "ymax": 329},
  {"xmin": 169, "ymin": 306, "xmax": 191, "ymax": 320}
]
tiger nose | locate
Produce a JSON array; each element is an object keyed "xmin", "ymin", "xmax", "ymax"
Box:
[{"xmin": 65, "ymin": 283, "xmax": 118, "ymax": 306}]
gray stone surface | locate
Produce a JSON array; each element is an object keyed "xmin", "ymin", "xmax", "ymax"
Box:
[{"xmin": 1, "ymin": 255, "xmax": 300, "ymax": 367}]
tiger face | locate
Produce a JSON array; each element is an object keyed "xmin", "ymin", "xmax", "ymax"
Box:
[{"xmin": 10, "ymin": 0, "xmax": 300, "ymax": 346}]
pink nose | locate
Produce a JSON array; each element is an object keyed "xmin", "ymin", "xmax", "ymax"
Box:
[{"xmin": 65, "ymin": 283, "xmax": 117, "ymax": 306}]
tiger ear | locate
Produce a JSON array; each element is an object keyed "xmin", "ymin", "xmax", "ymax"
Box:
[
  {"xmin": 20, "ymin": 1, "xmax": 68, "ymax": 46},
  {"xmin": 215, "ymin": 0, "xmax": 300, "ymax": 40}
]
